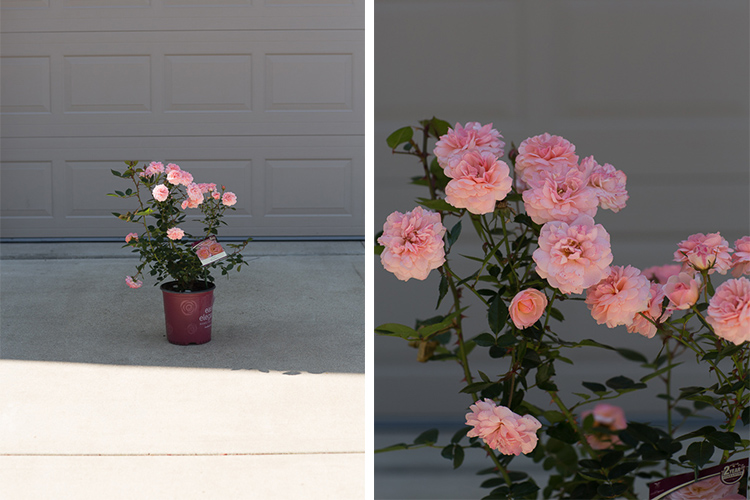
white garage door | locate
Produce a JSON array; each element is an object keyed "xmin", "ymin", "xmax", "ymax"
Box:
[{"xmin": 0, "ymin": 0, "xmax": 364, "ymax": 239}]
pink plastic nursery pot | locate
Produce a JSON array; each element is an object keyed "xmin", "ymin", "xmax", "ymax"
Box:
[{"xmin": 160, "ymin": 281, "xmax": 215, "ymax": 345}]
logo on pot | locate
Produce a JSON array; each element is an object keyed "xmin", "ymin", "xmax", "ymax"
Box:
[
  {"xmin": 181, "ymin": 300, "xmax": 198, "ymax": 315},
  {"xmin": 721, "ymin": 462, "xmax": 746, "ymax": 485}
]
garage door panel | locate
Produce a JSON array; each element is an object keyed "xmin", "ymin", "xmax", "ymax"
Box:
[
  {"xmin": 1, "ymin": 31, "xmax": 364, "ymax": 137},
  {"xmin": 0, "ymin": 136, "xmax": 363, "ymax": 238}
]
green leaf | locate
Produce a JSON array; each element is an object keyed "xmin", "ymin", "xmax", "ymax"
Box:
[
  {"xmin": 686, "ymin": 441, "xmax": 714, "ymax": 468},
  {"xmin": 416, "ymin": 197, "xmax": 458, "ymax": 213},
  {"xmin": 413, "ymin": 428, "xmax": 439, "ymax": 445},
  {"xmin": 582, "ymin": 381, "xmax": 607, "ymax": 394},
  {"xmin": 386, "ymin": 126, "xmax": 414, "ymax": 149},
  {"xmin": 452, "ymin": 445, "xmax": 465, "ymax": 469},
  {"xmin": 447, "ymin": 220, "xmax": 462, "ymax": 248},
  {"xmin": 436, "ymin": 274, "xmax": 449, "ymax": 308},
  {"xmin": 424, "ymin": 117, "xmax": 451, "ymax": 138},
  {"xmin": 615, "ymin": 348, "xmax": 648, "ymax": 363},
  {"xmin": 606, "ymin": 376, "xmax": 646, "ymax": 391},
  {"xmin": 641, "ymin": 362, "xmax": 683, "ymax": 383},
  {"xmin": 546, "ymin": 422, "xmax": 578, "ymax": 444},
  {"xmin": 488, "ymin": 294, "xmax": 508, "ymax": 334},
  {"xmin": 374, "ymin": 323, "xmax": 419, "ymax": 339},
  {"xmin": 472, "ymin": 333, "xmax": 497, "ymax": 347},
  {"xmin": 543, "ymin": 411, "xmax": 566, "ymax": 424},
  {"xmin": 706, "ymin": 431, "xmax": 741, "ymax": 450},
  {"xmin": 451, "ymin": 427, "xmax": 470, "ymax": 444},
  {"xmin": 597, "ymin": 482, "xmax": 629, "ymax": 498},
  {"xmin": 375, "ymin": 443, "xmax": 409, "ymax": 453}
]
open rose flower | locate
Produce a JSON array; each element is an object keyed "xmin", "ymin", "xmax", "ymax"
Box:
[
  {"xmin": 125, "ymin": 275, "xmax": 143, "ymax": 289},
  {"xmin": 378, "ymin": 207, "xmax": 446, "ymax": 281},
  {"xmin": 581, "ymin": 404, "xmax": 626, "ymax": 450},
  {"xmin": 642, "ymin": 264, "xmax": 682, "ymax": 284},
  {"xmin": 627, "ymin": 282, "xmax": 672, "ymax": 338},
  {"xmin": 706, "ymin": 277, "xmax": 750, "ymax": 345},
  {"xmin": 585, "ymin": 265, "xmax": 651, "ymax": 328},
  {"xmin": 125, "ymin": 232, "xmax": 138, "ymax": 243},
  {"xmin": 166, "ymin": 227, "xmax": 185, "ymax": 240},
  {"xmin": 465, "ymin": 399, "xmax": 541, "ymax": 456},
  {"xmin": 222, "ymin": 192, "xmax": 237, "ymax": 207},
  {"xmin": 665, "ymin": 475, "xmax": 742, "ymax": 500},
  {"xmin": 509, "ymin": 289, "xmax": 548, "ymax": 329},
  {"xmin": 443, "ymin": 151, "xmax": 513, "ymax": 214},
  {"xmin": 731, "ymin": 236, "xmax": 750, "ymax": 277},
  {"xmin": 674, "ymin": 232, "xmax": 733, "ymax": 274},
  {"xmin": 139, "ymin": 161, "xmax": 165, "ymax": 178},
  {"xmin": 522, "ymin": 167, "xmax": 599, "ymax": 224},
  {"xmin": 514, "ymin": 133, "xmax": 579, "ymax": 190},
  {"xmin": 582, "ymin": 157, "xmax": 628, "ymax": 212},
  {"xmin": 433, "ymin": 122, "xmax": 504, "ymax": 172},
  {"xmin": 152, "ymin": 184, "xmax": 170, "ymax": 202},
  {"xmin": 663, "ymin": 271, "xmax": 701, "ymax": 311},
  {"xmin": 533, "ymin": 215, "xmax": 613, "ymax": 295}
]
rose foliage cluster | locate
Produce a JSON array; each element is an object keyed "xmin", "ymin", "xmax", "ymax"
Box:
[
  {"xmin": 375, "ymin": 119, "xmax": 749, "ymax": 499},
  {"xmin": 109, "ymin": 161, "xmax": 250, "ymax": 292}
]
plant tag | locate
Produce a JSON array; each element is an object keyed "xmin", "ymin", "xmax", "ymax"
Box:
[
  {"xmin": 192, "ymin": 236, "xmax": 227, "ymax": 266},
  {"xmin": 648, "ymin": 457, "xmax": 747, "ymax": 499}
]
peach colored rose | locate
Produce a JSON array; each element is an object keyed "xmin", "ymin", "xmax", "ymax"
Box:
[
  {"xmin": 222, "ymin": 192, "xmax": 237, "ymax": 207},
  {"xmin": 187, "ymin": 183, "xmax": 204, "ymax": 205},
  {"xmin": 212, "ymin": 191, "xmax": 221, "ymax": 200},
  {"xmin": 125, "ymin": 275, "xmax": 143, "ymax": 289},
  {"xmin": 443, "ymin": 151, "xmax": 513, "ymax": 215},
  {"xmin": 139, "ymin": 161, "xmax": 164, "ymax": 178},
  {"xmin": 152, "ymin": 184, "xmax": 170, "ymax": 202},
  {"xmin": 582, "ymin": 157, "xmax": 628, "ymax": 213},
  {"xmin": 533, "ymin": 215, "xmax": 613, "ymax": 295},
  {"xmin": 514, "ymin": 133, "xmax": 579, "ymax": 190},
  {"xmin": 166, "ymin": 227, "xmax": 185, "ymax": 240},
  {"xmin": 378, "ymin": 206, "xmax": 446, "ymax": 281},
  {"xmin": 642, "ymin": 264, "xmax": 683, "ymax": 284},
  {"xmin": 125, "ymin": 232, "xmax": 138, "ymax": 243},
  {"xmin": 674, "ymin": 232, "xmax": 733, "ymax": 274},
  {"xmin": 165, "ymin": 163, "xmax": 181, "ymax": 173},
  {"xmin": 434, "ymin": 122, "xmax": 504, "ymax": 172},
  {"xmin": 664, "ymin": 271, "xmax": 701, "ymax": 311},
  {"xmin": 665, "ymin": 475, "xmax": 741, "ymax": 500},
  {"xmin": 465, "ymin": 399, "xmax": 541, "ymax": 456},
  {"xmin": 522, "ymin": 167, "xmax": 599, "ymax": 224},
  {"xmin": 731, "ymin": 236, "xmax": 750, "ymax": 278},
  {"xmin": 585, "ymin": 265, "xmax": 651, "ymax": 328},
  {"xmin": 581, "ymin": 404, "xmax": 626, "ymax": 450},
  {"xmin": 707, "ymin": 277, "xmax": 750, "ymax": 345},
  {"xmin": 509, "ymin": 289, "xmax": 548, "ymax": 329},
  {"xmin": 627, "ymin": 282, "xmax": 672, "ymax": 339}
]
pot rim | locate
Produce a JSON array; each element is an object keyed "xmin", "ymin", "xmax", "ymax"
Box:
[{"xmin": 160, "ymin": 280, "xmax": 216, "ymax": 294}]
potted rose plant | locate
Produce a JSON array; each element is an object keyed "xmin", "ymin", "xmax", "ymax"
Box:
[
  {"xmin": 376, "ymin": 119, "xmax": 749, "ymax": 499},
  {"xmin": 109, "ymin": 161, "xmax": 251, "ymax": 345}
]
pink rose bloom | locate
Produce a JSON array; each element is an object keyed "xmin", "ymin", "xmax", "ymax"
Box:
[
  {"xmin": 642, "ymin": 264, "xmax": 683, "ymax": 284},
  {"xmin": 514, "ymin": 133, "xmax": 579, "ymax": 189},
  {"xmin": 166, "ymin": 169, "xmax": 182, "ymax": 185},
  {"xmin": 139, "ymin": 161, "xmax": 165, "ymax": 178},
  {"xmin": 186, "ymin": 183, "xmax": 204, "ymax": 205},
  {"xmin": 706, "ymin": 277, "xmax": 750, "ymax": 345},
  {"xmin": 509, "ymin": 289, "xmax": 548, "ymax": 329},
  {"xmin": 674, "ymin": 232, "xmax": 733, "ymax": 274},
  {"xmin": 212, "ymin": 191, "xmax": 221, "ymax": 200},
  {"xmin": 533, "ymin": 215, "xmax": 613, "ymax": 295},
  {"xmin": 585, "ymin": 265, "xmax": 651, "ymax": 328},
  {"xmin": 582, "ymin": 157, "xmax": 628, "ymax": 212},
  {"xmin": 433, "ymin": 122, "xmax": 504, "ymax": 172},
  {"xmin": 465, "ymin": 399, "xmax": 541, "ymax": 456},
  {"xmin": 125, "ymin": 275, "xmax": 143, "ymax": 289},
  {"xmin": 665, "ymin": 475, "xmax": 741, "ymax": 500},
  {"xmin": 152, "ymin": 184, "xmax": 170, "ymax": 202},
  {"xmin": 378, "ymin": 206, "xmax": 446, "ymax": 281},
  {"xmin": 222, "ymin": 192, "xmax": 237, "ymax": 206},
  {"xmin": 165, "ymin": 163, "xmax": 180, "ymax": 173},
  {"xmin": 581, "ymin": 404, "xmax": 626, "ymax": 450},
  {"xmin": 731, "ymin": 236, "xmax": 750, "ymax": 277},
  {"xmin": 664, "ymin": 271, "xmax": 701, "ymax": 311},
  {"xmin": 166, "ymin": 227, "xmax": 185, "ymax": 240},
  {"xmin": 627, "ymin": 282, "xmax": 672, "ymax": 339},
  {"xmin": 443, "ymin": 151, "xmax": 513, "ymax": 214},
  {"xmin": 125, "ymin": 232, "xmax": 138, "ymax": 243},
  {"xmin": 522, "ymin": 167, "xmax": 599, "ymax": 224}
]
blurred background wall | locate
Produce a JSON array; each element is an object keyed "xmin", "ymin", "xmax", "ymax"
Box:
[{"xmin": 374, "ymin": 1, "xmax": 749, "ymax": 498}]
